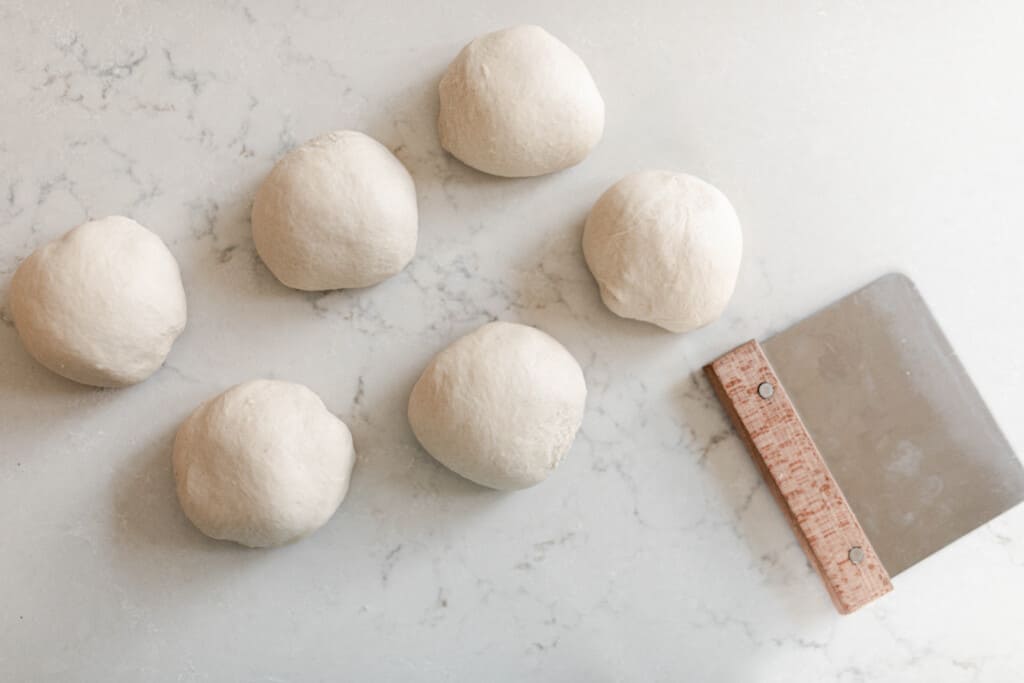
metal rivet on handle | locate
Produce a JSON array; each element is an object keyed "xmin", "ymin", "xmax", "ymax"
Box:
[
  {"xmin": 848, "ymin": 546, "xmax": 865, "ymax": 564},
  {"xmin": 757, "ymin": 382, "xmax": 774, "ymax": 399}
]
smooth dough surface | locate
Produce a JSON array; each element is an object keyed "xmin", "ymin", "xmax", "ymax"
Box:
[
  {"xmin": 438, "ymin": 25, "xmax": 605, "ymax": 178},
  {"xmin": 173, "ymin": 380, "xmax": 356, "ymax": 548},
  {"xmin": 9, "ymin": 215, "xmax": 187, "ymax": 387},
  {"xmin": 408, "ymin": 321, "xmax": 586, "ymax": 490},
  {"xmin": 582, "ymin": 171, "xmax": 743, "ymax": 333},
  {"xmin": 252, "ymin": 130, "xmax": 418, "ymax": 291}
]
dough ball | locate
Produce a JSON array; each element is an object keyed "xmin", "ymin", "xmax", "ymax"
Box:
[
  {"xmin": 408, "ymin": 321, "xmax": 586, "ymax": 490},
  {"xmin": 173, "ymin": 380, "xmax": 355, "ymax": 548},
  {"xmin": 438, "ymin": 25, "xmax": 605, "ymax": 178},
  {"xmin": 582, "ymin": 171, "xmax": 743, "ymax": 333},
  {"xmin": 9, "ymin": 216, "xmax": 187, "ymax": 387},
  {"xmin": 252, "ymin": 130, "xmax": 418, "ymax": 291}
]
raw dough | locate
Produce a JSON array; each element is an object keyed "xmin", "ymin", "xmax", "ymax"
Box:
[
  {"xmin": 173, "ymin": 380, "xmax": 355, "ymax": 548},
  {"xmin": 407, "ymin": 321, "xmax": 586, "ymax": 490},
  {"xmin": 251, "ymin": 130, "xmax": 418, "ymax": 291},
  {"xmin": 582, "ymin": 171, "xmax": 743, "ymax": 332},
  {"xmin": 9, "ymin": 216, "xmax": 187, "ymax": 387},
  {"xmin": 438, "ymin": 25, "xmax": 605, "ymax": 178}
]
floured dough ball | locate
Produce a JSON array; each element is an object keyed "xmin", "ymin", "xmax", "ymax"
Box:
[
  {"xmin": 173, "ymin": 380, "xmax": 356, "ymax": 548},
  {"xmin": 252, "ymin": 130, "xmax": 418, "ymax": 291},
  {"xmin": 438, "ymin": 25, "xmax": 605, "ymax": 178},
  {"xmin": 408, "ymin": 321, "xmax": 586, "ymax": 490},
  {"xmin": 9, "ymin": 216, "xmax": 187, "ymax": 387},
  {"xmin": 582, "ymin": 171, "xmax": 743, "ymax": 333}
]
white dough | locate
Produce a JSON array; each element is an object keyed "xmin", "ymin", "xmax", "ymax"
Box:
[
  {"xmin": 173, "ymin": 380, "xmax": 356, "ymax": 548},
  {"xmin": 251, "ymin": 130, "xmax": 418, "ymax": 291},
  {"xmin": 582, "ymin": 171, "xmax": 743, "ymax": 333},
  {"xmin": 438, "ymin": 25, "xmax": 605, "ymax": 178},
  {"xmin": 408, "ymin": 321, "xmax": 586, "ymax": 490},
  {"xmin": 9, "ymin": 216, "xmax": 187, "ymax": 387}
]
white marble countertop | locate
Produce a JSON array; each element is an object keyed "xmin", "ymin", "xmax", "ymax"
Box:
[{"xmin": 3, "ymin": 2, "xmax": 1024, "ymax": 681}]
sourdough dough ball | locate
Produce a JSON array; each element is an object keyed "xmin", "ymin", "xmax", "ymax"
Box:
[
  {"xmin": 408, "ymin": 321, "xmax": 586, "ymax": 490},
  {"xmin": 438, "ymin": 25, "xmax": 605, "ymax": 178},
  {"xmin": 8, "ymin": 216, "xmax": 187, "ymax": 387},
  {"xmin": 251, "ymin": 130, "xmax": 418, "ymax": 291},
  {"xmin": 582, "ymin": 171, "xmax": 743, "ymax": 333},
  {"xmin": 173, "ymin": 380, "xmax": 356, "ymax": 548}
]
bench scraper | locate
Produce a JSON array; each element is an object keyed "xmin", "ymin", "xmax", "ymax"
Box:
[{"xmin": 704, "ymin": 273, "xmax": 1024, "ymax": 614}]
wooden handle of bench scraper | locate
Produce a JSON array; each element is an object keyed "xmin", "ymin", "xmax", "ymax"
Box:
[{"xmin": 704, "ymin": 340, "xmax": 893, "ymax": 614}]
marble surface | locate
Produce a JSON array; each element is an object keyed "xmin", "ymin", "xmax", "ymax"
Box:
[{"xmin": 2, "ymin": 1, "xmax": 1024, "ymax": 681}]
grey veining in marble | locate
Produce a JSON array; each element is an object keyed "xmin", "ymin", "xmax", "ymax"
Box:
[{"xmin": 2, "ymin": 1, "xmax": 1024, "ymax": 681}]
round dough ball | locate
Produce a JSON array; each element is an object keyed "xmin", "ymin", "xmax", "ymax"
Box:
[
  {"xmin": 9, "ymin": 216, "xmax": 187, "ymax": 387},
  {"xmin": 251, "ymin": 130, "xmax": 418, "ymax": 291},
  {"xmin": 408, "ymin": 321, "xmax": 586, "ymax": 490},
  {"xmin": 173, "ymin": 380, "xmax": 356, "ymax": 548},
  {"xmin": 582, "ymin": 171, "xmax": 743, "ymax": 333},
  {"xmin": 438, "ymin": 25, "xmax": 605, "ymax": 178}
]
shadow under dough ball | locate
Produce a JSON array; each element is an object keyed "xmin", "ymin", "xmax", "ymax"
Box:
[
  {"xmin": 408, "ymin": 321, "xmax": 587, "ymax": 490},
  {"xmin": 251, "ymin": 130, "xmax": 418, "ymax": 291},
  {"xmin": 582, "ymin": 171, "xmax": 743, "ymax": 333},
  {"xmin": 438, "ymin": 25, "xmax": 605, "ymax": 178},
  {"xmin": 8, "ymin": 215, "xmax": 187, "ymax": 387},
  {"xmin": 172, "ymin": 379, "xmax": 356, "ymax": 548}
]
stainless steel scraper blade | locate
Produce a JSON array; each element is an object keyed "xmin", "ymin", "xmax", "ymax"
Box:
[{"xmin": 761, "ymin": 273, "xmax": 1024, "ymax": 576}]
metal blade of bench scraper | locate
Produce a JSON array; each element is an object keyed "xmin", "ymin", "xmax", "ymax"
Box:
[{"xmin": 761, "ymin": 273, "xmax": 1024, "ymax": 576}]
